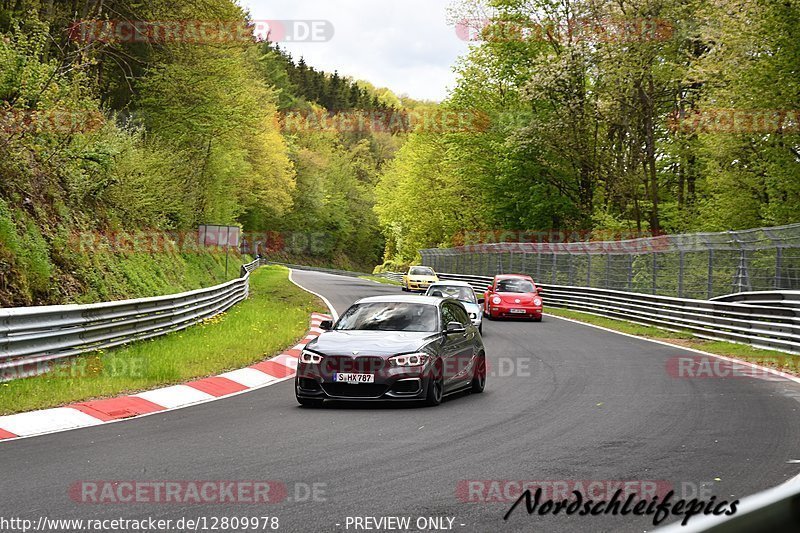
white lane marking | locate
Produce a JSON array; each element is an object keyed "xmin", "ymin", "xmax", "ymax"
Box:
[
  {"xmin": 135, "ymin": 385, "xmax": 215, "ymax": 409},
  {"xmin": 544, "ymin": 313, "xmax": 800, "ymax": 386},
  {"xmin": 219, "ymin": 368, "xmax": 279, "ymax": 388},
  {"xmin": 288, "ymin": 270, "xmax": 339, "ymax": 320},
  {"xmin": 0, "ymin": 408, "xmax": 104, "ymax": 436},
  {"xmin": 545, "ymin": 312, "xmax": 800, "ymax": 502}
]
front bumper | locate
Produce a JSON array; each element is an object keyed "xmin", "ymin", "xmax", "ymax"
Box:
[
  {"xmin": 488, "ymin": 306, "xmax": 543, "ymax": 319},
  {"xmin": 296, "ymin": 362, "xmax": 433, "ymax": 401},
  {"xmin": 406, "ymin": 280, "xmax": 435, "ymax": 292}
]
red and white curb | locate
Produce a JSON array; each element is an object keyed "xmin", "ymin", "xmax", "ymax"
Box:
[{"xmin": 0, "ymin": 313, "xmax": 332, "ymax": 442}]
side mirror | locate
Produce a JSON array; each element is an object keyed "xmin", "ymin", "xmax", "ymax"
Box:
[
  {"xmin": 446, "ymin": 322, "xmax": 466, "ymax": 334},
  {"xmin": 536, "ymin": 287, "xmax": 543, "ymax": 294},
  {"xmin": 478, "ymin": 298, "xmax": 485, "ymax": 304},
  {"xmin": 319, "ymin": 320, "xmax": 333, "ymax": 331}
]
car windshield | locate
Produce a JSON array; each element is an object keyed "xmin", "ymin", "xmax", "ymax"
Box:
[
  {"xmin": 335, "ymin": 302, "xmax": 438, "ymax": 332},
  {"xmin": 409, "ymin": 267, "xmax": 434, "ymax": 276},
  {"xmin": 427, "ymin": 285, "xmax": 477, "ymax": 304},
  {"xmin": 497, "ymin": 279, "xmax": 535, "ymax": 293}
]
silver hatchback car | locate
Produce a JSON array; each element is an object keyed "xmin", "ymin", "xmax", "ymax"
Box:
[{"xmin": 425, "ymin": 281, "xmax": 484, "ymax": 335}]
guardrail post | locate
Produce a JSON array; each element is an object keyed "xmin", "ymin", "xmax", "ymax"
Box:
[
  {"xmin": 605, "ymin": 253, "xmax": 611, "ymax": 289},
  {"xmin": 775, "ymin": 247, "xmax": 783, "ymax": 289},
  {"xmin": 551, "ymin": 253, "xmax": 558, "ymax": 284},
  {"xmin": 733, "ymin": 250, "xmax": 750, "ymax": 293},
  {"xmin": 678, "ymin": 251, "xmax": 685, "ymax": 298}
]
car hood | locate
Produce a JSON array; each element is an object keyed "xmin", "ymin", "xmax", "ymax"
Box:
[
  {"xmin": 306, "ymin": 330, "xmax": 439, "ymax": 356},
  {"xmin": 461, "ymin": 302, "xmax": 482, "ymax": 314}
]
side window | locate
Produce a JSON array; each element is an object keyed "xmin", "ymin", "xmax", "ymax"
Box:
[
  {"xmin": 441, "ymin": 304, "xmax": 458, "ymax": 328},
  {"xmin": 451, "ymin": 304, "xmax": 471, "ymax": 327}
]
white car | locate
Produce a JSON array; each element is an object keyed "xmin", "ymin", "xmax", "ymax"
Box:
[{"xmin": 425, "ymin": 281, "xmax": 484, "ymax": 335}]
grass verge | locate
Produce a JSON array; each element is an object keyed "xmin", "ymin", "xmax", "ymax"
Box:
[
  {"xmin": 0, "ymin": 266, "xmax": 326, "ymax": 415},
  {"xmin": 546, "ymin": 307, "xmax": 799, "ymax": 377},
  {"xmin": 359, "ymin": 275, "xmax": 402, "ymax": 286}
]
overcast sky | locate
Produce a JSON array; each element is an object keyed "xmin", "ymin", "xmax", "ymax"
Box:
[{"xmin": 236, "ymin": 0, "xmax": 472, "ymax": 102}]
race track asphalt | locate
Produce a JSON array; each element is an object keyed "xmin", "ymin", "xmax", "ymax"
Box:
[{"xmin": 1, "ymin": 269, "xmax": 799, "ymax": 533}]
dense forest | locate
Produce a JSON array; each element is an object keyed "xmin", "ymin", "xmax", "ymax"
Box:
[
  {"xmin": 0, "ymin": 0, "xmax": 399, "ymax": 305},
  {"xmin": 1, "ymin": 0, "xmax": 798, "ymax": 304},
  {"xmin": 376, "ymin": 0, "xmax": 800, "ymax": 263}
]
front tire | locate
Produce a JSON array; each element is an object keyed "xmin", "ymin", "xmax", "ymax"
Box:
[
  {"xmin": 297, "ymin": 397, "xmax": 324, "ymax": 408},
  {"xmin": 424, "ymin": 362, "xmax": 444, "ymax": 406},
  {"xmin": 471, "ymin": 355, "xmax": 486, "ymax": 393}
]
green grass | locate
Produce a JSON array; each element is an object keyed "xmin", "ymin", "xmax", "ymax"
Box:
[
  {"xmin": 359, "ymin": 275, "xmax": 403, "ymax": 286},
  {"xmin": 0, "ymin": 266, "xmax": 326, "ymax": 415},
  {"xmin": 545, "ymin": 307, "xmax": 799, "ymax": 376}
]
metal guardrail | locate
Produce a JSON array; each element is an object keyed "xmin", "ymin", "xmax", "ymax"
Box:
[
  {"xmin": 420, "ymin": 223, "xmax": 800, "ymax": 299},
  {"xmin": 0, "ymin": 259, "xmax": 262, "ymax": 380},
  {"xmin": 379, "ymin": 272, "xmax": 404, "ymax": 283},
  {"xmin": 655, "ymin": 477, "xmax": 800, "ymax": 532},
  {"xmin": 388, "ymin": 272, "xmax": 800, "ymax": 354},
  {"xmin": 712, "ymin": 290, "xmax": 800, "ymax": 309},
  {"xmin": 261, "ymin": 261, "xmax": 404, "ymax": 283},
  {"xmin": 263, "ymin": 261, "xmax": 372, "ymax": 279}
]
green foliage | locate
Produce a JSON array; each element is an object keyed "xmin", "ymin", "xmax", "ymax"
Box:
[
  {"xmin": 377, "ymin": 0, "xmax": 800, "ymax": 264},
  {"xmin": 261, "ymin": 44, "xmax": 398, "ymax": 113},
  {"xmin": 0, "ymin": 0, "xmax": 395, "ymax": 302}
]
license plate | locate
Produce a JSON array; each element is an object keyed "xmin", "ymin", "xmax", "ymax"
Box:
[
  {"xmin": 510, "ymin": 309, "xmax": 527, "ymax": 314},
  {"xmin": 334, "ymin": 373, "xmax": 375, "ymax": 384}
]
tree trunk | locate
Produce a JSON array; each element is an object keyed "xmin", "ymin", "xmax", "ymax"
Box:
[{"xmin": 640, "ymin": 76, "xmax": 660, "ymax": 234}]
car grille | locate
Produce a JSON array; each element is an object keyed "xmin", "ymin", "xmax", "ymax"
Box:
[
  {"xmin": 323, "ymin": 356, "xmax": 386, "ymax": 373},
  {"xmin": 322, "ymin": 383, "xmax": 388, "ymax": 398}
]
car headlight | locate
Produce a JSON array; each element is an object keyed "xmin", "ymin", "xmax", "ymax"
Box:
[
  {"xmin": 389, "ymin": 353, "xmax": 430, "ymax": 367},
  {"xmin": 300, "ymin": 350, "xmax": 323, "ymax": 364},
  {"xmin": 534, "ymin": 298, "xmax": 542, "ymax": 306},
  {"xmin": 492, "ymin": 296, "xmax": 502, "ymax": 305}
]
